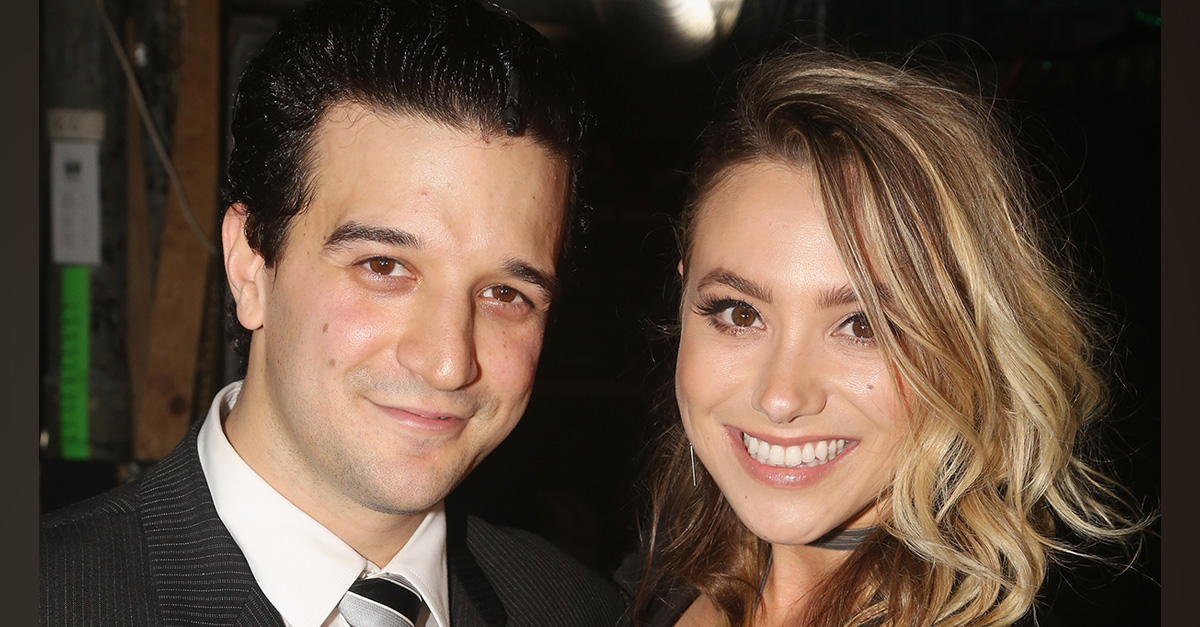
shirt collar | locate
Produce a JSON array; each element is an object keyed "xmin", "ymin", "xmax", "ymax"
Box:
[
  {"xmin": 197, "ymin": 381, "xmax": 451, "ymax": 627},
  {"xmin": 368, "ymin": 506, "xmax": 450, "ymax": 626}
]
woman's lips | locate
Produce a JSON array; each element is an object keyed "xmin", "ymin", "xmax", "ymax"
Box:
[{"xmin": 725, "ymin": 426, "xmax": 856, "ymax": 486}]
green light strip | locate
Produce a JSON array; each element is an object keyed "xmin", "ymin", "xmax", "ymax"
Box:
[
  {"xmin": 1135, "ymin": 10, "xmax": 1161, "ymax": 28},
  {"xmin": 60, "ymin": 265, "xmax": 90, "ymax": 459}
]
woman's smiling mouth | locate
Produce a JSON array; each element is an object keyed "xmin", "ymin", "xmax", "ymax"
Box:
[{"xmin": 741, "ymin": 433, "xmax": 848, "ymax": 468}]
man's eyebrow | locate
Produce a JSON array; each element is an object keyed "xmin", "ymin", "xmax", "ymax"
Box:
[
  {"xmin": 696, "ymin": 269, "xmax": 772, "ymax": 304},
  {"xmin": 503, "ymin": 258, "xmax": 560, "ymax": 303},
  {"xmin": 323, "ymin": 221, "xmax": 423, "ymax": 251}
]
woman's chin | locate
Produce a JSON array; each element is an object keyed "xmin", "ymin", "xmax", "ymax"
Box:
[
  {"xmin": 726, "ymin": 500, "xmax": 839, "ymax": 547},
  {"xmin": 723, "ymin": 487, "xmax": 882, "ymax": 547}
]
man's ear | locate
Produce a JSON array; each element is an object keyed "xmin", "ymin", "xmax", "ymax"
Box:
[{"xmin": 223, "ymin": 203, "xmax": 268, "ymax": 331}]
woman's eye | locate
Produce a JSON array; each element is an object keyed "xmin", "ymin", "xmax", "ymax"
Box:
[
  {"xmin": 482, "ymin": 285, "xmax": 524, "ymax": 304},
  {"xmin": 840, "ymin": 313, "xmax": 875, "ymax": 340},
  {"xmin": 727, "ymin": 304, "xmax": 761, "ymax": 328},
  {"xmin": 697, "ymin": 297, "xmax": 764, "ymax": 330}
]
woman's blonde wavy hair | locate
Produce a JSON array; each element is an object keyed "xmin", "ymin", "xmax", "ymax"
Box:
[{"xmin": 633, "ymin": 48, "xmax": 1149, "ymax": 626}]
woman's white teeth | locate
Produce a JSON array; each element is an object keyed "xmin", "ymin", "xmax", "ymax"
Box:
[{"xmin": 742, "ymin": 434, "xmax": 846, "ymax": 468}]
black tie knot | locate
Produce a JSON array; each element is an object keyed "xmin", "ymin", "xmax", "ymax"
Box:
[{"xmin": 339, "ymin": 573, "xmax": 424, "ymax": 627}]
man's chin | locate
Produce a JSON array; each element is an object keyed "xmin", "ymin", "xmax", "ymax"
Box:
[{"xmin": 360, "ymin": 475, "xmax": 462, "ymax": 516}]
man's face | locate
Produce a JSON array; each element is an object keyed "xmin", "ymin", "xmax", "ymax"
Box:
[{"xmin": 226, "ymin": 104, "xmax": 567, "ymax": 523}]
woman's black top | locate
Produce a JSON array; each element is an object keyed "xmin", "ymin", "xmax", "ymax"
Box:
[{"xmin": 613, "ymin": 551, "xmax": 1056, "ymax": 627}]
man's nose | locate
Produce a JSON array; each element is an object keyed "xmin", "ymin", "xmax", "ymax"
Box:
[{"xmin": 396, "ymin": 291, "xmax": 480, "ymax": 391}]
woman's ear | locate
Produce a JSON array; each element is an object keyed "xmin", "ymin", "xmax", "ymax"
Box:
[{"xmin": 222, "ymin": 204, "xmax": 268, "ymax": 331}]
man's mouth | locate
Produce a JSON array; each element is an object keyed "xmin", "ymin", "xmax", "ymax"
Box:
[
  {"xmin": 741, "ymin": 433, "xmax": 847, "ymax": 468},
  {"xmin": 368, "ymin": 400, "xmax": 472, "ymax": 434}
]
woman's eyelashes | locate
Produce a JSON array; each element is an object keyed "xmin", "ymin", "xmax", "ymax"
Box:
[
  {"xmin": 695, "ymin": 293, "xmax": 880, "ymax": 345},
  {"xmin": 834, "ymin": 312, "xmax": 877, "ymax": 344},
  {"xmin": 695, "ymin": 296, "xmax": 765, "ymax": 332}
]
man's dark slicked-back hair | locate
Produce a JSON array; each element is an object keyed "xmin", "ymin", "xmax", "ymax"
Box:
[{"xmin": 222, "ymin": 0, "xmax": 587, "ymax": 267}]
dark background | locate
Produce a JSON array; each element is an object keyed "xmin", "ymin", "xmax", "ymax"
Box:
[{"xmin": 39, "ymin": 0, "xmax": 1159, "ymax": 624}]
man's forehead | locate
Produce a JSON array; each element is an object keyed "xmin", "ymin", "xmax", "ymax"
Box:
[
  {"xmin": 309, "ymin": 103, "xmax": 568, "ymax": 183},
  {"xmin": 315, "ymin": 102, "xmax": 536, "ymax": 151},
  {"xmin": 281, "ymin": 102, "xmax": 568, "ymax": 266}
]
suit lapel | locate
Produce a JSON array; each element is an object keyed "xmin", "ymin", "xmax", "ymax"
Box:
[
  {"xmin": 235, "ymin": 586, "xmax": 291, "ymax": 627},
  {"xmin": 137, "ymin": 421, "xmax": 509, "ymax": 627},
  {"xmin": 446, "ymin": 502, "xmax": 507, "ymax": 627},
  {"xmin": 138, "ymin": 421, "xmax": 286, "ymax": 627}
]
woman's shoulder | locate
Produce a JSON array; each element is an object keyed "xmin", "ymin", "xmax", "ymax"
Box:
[{"xmin": 613, "ymin": 550, "xmax": 699, "ymax": 627}]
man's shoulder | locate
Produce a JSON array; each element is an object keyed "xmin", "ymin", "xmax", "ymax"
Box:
[
  {"xmin": 41, "ymin": 479, "xmax": 142, "ymax": 549},
  {"xmin": 40, "ymin": 481, "xmax": 158, "ymax": 626},
  {"xmin": 40, "ymin": 480, "xmax": 147, "ymax": 578},
  {"xmin": 463, "ymin": 516, "xmax": 625, "ymax": 625}
]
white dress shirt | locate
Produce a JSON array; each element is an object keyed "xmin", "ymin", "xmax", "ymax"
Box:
[{"xmin": 197, "ymin": 381, "xmax": 452, "ymax": 627}]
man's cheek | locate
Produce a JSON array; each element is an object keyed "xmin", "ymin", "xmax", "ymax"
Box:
[{"xmin": 486, "ymin": 329, "xmax": 544, "ymax": 389}]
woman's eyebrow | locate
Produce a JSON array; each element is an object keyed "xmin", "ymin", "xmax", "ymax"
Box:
[
  {"xmin": 696, "ymin": 268, "xmax": 772, "ymax": 304},
  {"xmin": 818, "ymin": 284, "xmax": 891, "ymax": 310},
  {"xmin": 818, "ymin": 284, "xmax": 859, "ymax": 310}
]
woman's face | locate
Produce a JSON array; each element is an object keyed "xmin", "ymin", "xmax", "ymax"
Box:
[{"xmin": 677, "ymin": 161, "xmax": 907, "ymax": 546}]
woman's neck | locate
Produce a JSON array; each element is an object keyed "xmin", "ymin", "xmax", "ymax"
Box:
[
  {"xmin": 679, "ymin": 526, "xmax": 879, "ymax": 626},
  {"xmin": 675, "ymin": 545, "xmax": 843, "ymax": 627},
  {"xmin": 753, "ymin": 543, "xmax": 844, "ymax": 627}
]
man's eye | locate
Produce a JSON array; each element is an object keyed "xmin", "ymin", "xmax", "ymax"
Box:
[
  {"xmin": 364, "ymin": 257, "xmax": 403, "ymax": 276},
  {"xmin": 482, "ymin": 285, "xmax": 524, "ymax": 304}
]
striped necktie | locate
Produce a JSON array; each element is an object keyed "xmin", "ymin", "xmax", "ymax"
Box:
[{"xmin": 339, "ymin": 573, "xmax": 425, "ymax": 627}]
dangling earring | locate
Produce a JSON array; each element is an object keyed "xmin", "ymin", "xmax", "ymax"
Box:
[{"xmin": 690, "ymin": 443, "xmax": 697, "ymax": 487}]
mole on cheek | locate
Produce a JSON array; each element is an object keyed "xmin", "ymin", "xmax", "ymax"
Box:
[
  {"xmin": 328, "ymin": 358, "xmax": 336, "ymax": 367},
  {"xmin": 322, "ymin": 323, "xmax": 329, "ymax": 333}
]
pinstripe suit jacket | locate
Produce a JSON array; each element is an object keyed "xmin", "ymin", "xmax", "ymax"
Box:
[{"xmin": 40, "ymin": 422, "xmax": 625, "ymax": 627}]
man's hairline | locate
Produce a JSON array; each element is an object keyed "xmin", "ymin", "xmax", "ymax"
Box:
[{"xmin": 258, "ymin": 99, "xmax": 575, "ymax": 270}]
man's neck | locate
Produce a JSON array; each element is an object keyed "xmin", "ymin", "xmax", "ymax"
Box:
[{"xmin": 222, "ymin": 376, "xmax": 427, "ymax": 567}]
